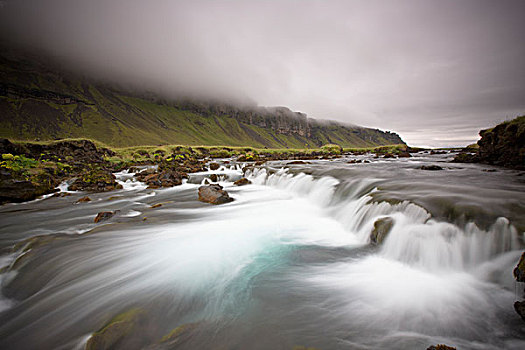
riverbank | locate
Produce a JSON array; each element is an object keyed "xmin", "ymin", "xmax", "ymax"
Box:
[{"xmin": 0, "ymin": 138, "xmax": 410, "ymax": 204}]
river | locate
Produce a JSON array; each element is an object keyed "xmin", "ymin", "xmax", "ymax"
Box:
[{"xmin": 0, "ymin": 151, "xmax": 524, "ymax": 349}]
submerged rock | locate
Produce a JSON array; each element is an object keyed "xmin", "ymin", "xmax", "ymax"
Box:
[
  {"xmin": 234, "ymin": 177, "xmax": 251, "ymax": 186},
  {"xmin": 198, "ymin": 184, "xmax": 233, "ymax": 204},
  {"xmin": 370, "ymin": 217, "xmax": 394, "ymax": 245},
  {"xmin": 94, "ymin": 211, "xmax": 117, "ymax": 223},
  {"xmin": 77, "ymin": 196, "xmax": 92, "ymax": 203},
  {"xmin": 85, "ymin": 308, "xmax": 146, "ymax": 350},
  {"xmin": 420, "ymin": 165, "xmax": 443, "ymax": 171}
]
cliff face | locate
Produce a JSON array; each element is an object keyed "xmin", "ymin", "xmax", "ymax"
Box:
[
  {"xmin": 453, "ymin": 116, "xmax": 524, "ymax": 169},
  {"xmin": 477, "ymin": 116, "xmax": 524, "ymax": 169},
  {"xmin": 0, "ymin": 53, "xmax": 404, "ymax": 148}
]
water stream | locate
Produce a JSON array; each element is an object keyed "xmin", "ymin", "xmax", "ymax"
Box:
[{"xmin": 0, "ymin": 153, "xmax": 524, "ymax": 349}]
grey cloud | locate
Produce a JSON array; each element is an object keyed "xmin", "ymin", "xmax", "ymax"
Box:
[{"xmin": 1, "ymin": 0, "xmax": 524, "ymax": 146}]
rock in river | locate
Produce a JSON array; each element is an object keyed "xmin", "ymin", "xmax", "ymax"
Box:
[
  {"xmin": 370, "ymin": 217, "xmax": 394, "ymax": 245},
  {"xmin": 234, "ymin": 178, "xmax": 251, "ymax": 186},
  {"xmin": 94, "ymin": 211, "xmax": 118, "ymax": 223},
  {"xmin": 198, "ymin": 184, "xmax": 233, "ymax": 204},
  {"xmin": 513, "ymin": 252, "xmax": 525, "ymax": 282}
]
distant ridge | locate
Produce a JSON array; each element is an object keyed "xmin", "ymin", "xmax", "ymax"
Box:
[{"xmin": 0, "ymin": 52, "xmax": 404, "ymax": 148}]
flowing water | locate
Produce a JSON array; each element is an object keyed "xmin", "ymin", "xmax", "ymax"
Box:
[{"xmin": 0, "ymin": 152, "xmax": 524, "ymax": 349}]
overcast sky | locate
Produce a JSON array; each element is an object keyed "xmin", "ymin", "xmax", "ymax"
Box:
[{"xmin": 1, "ymin": 0, "xmax": 524, "ymax": 147}]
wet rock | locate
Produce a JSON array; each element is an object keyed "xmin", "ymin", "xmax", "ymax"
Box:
[
  {"xmin": 370, "ymin": 217, "xmax": 394, "ymax": 245},
  {"xmin": 234, "ymin": 178, "xmax": 251, "ymax": 186},
  {"xmin": 76, "ymin": 196, "xmax": 92, "ymax": 203},
  {"xmin": 420, "ymin": 165, "xmax": 443, "ymax": 171},
  {"xmin": 151, "ymin": 203, "xmax": 162, "ymax": 208},
  {"xmin": 138, "ymin": 170, "xmax": 185, "ymax": 189},
  {"xmin": 382, "ymin": 153, "xmax": 395, "ymax": 158},
  {"xmin": 398, "ymin": 151, "xmax": 411, "ymax": 158},
  {"xmin": 52, "ymin": 192, "xmax": 72, "ymax": 197},
  {"xmin": 0, "ymin": 169, "xmax": 58, "ymax": 204},
  {"xmin": 427, "ymin": 345, "xmax": 456, "ymax": 350},
  {"xmin": 514, "ymin": 252, "xmax": 525, "ymax": 282},
  {"xmin": 94, "ymin": 211, "xmax": 117, "ymax": 223},
  {"xmin": 85, "ymin": 308, "xmax": 147, "ymax": 350},
  {"xmin": 209, "ymin": 162, "xmax": 220, "ymax": 170},
  {"xmin": 69, "ymin": 169, "xmax": 122, "ymax": 192},
  {"xmin": 198, "ymin": 184, "xmax": 233, "ymax": 204},
  {"xmin": 514, "ymin": 301, "xmax": 525, "ymax": 322},
  {"xmin": 209, "ymin": 174, "xmax": 219, "ymax": 182},
  {"xmin": 287, "ymin": 161, "xmax": 310, "ymax": 165}
]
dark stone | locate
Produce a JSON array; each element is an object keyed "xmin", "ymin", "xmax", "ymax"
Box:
[
  {"xmin": 370, "ymin": 217, "xmax": 394, "ymax": 245},
  {"xmin": 514, "ymin": 301, "xmax": 525, "ymax": 322},
  {"xmin": 234, "ymin": 178, "xmax": 251, "ymax": 186},
  {"xmin": 514, "ymin": 252, "xmax": 525, "ymax": 282},
  {"xmin": 427, "ymin": 345, "xmax": 457, "ymax": 350},
  {"xmin": 209, "ymin": 174, "xmax": 218, "ymax": 182},
  {"xmin": 0, "ymin": 172, "xmax": 58, "ymax": 204},
  {"xmin": 420, "ymin": 165, "xmax": 443, "ymax": 171},
  {"xmin": 94, "ymin": 211, "xmax": 117, "ymax": 223},
  {"xmin": 198, "ymin": 184, "xmax": 233, "ymax": 204},
  {"xmin": 76, "ymin": 196, "xmax": 92, "ymax": 202},
  {"xmin": 209, "ymin": 162, "xmax": 220, "ymax": 170}
]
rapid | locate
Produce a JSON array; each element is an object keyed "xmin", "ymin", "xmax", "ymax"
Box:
[{"xmin": 0, "ymin": 152, "xmax": 524, "ymax": 349}]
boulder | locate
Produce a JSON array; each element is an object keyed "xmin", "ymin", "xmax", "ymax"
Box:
[
  {"xmin": 76, "ymin": 196, "xmax": 92, "ymax": 203},
  {"xmin": 514, "ymin": 301, "xmax": 525, "ymax": 322},
  {"xmin": 94, "ymin": 211, "xmax": 117, "ymax": 223},
  {"xmin": 370, "ymin": 217, "xmax": 394, "ymax": 245},
  {"xmin": 234, "ymin": 178, "xmax": 251, "ymax": 186},
  {"xmin": 209, "ymin": 162, "xmax": 220, "ymax": 170},
  {"xmin": 420, "ymin": 165, "xmax": 443, "ymax": 171},
  {"xmin": 0, "ymin": 169, "xmax": 58, "ymax": 204},
  {"xmin": 513, "ymin": 252, "xmax": 525, "ymax": 282},
  {"xmin": 138, "ymin": 170, "xmax": 185, "ymax": 189},
  {"xmin": 209, "ymin": 174, "xmax": 218, "ymax": 183},
  {"xmin": 198, "ymin": 184, "xmax": 233, "ymax": 204}
]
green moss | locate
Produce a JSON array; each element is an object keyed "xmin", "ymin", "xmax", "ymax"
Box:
[{"xmin": 85, "ymin": 308, "xmax": 144, "ymax": 350}]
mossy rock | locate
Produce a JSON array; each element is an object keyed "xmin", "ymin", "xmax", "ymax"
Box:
[
  {"xmin": 85, "ymin": 308, "xmax": 146, "ymax": 350},
  {"xmin": 159, "ymin": 322, "xmax": 200, "ymax": 345},
  {"xmin": 370, "ymin": 217, "xmax": 394, "ymax": 245}
]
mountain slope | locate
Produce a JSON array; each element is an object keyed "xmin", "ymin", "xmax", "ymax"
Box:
[{"xmin": 0, "ymin": 53, "xmax": 404, "ymax": 148}]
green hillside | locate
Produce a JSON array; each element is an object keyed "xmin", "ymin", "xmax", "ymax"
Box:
[{"xmin": 0, "ymin": 53, "xmax": 404, "ymax": 148}]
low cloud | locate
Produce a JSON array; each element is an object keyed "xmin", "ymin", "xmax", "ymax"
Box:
[{"xmin": 1, "ymin": 0, "xmax": 524, "ymax": 146}]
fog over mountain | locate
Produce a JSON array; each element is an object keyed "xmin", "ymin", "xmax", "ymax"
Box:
[{"xmin": 1, "ymin": 0, "xmax": 524, "ymax": 147}]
